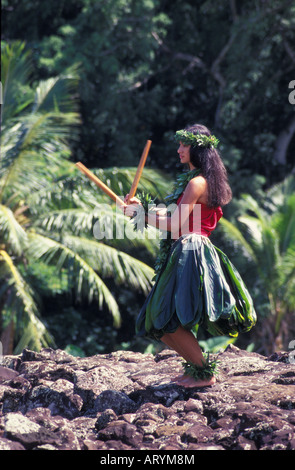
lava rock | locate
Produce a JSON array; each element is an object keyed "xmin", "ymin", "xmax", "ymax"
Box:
[{"xmin": 0, "ymin": 345, "xmax": 294, "ymax": 450}]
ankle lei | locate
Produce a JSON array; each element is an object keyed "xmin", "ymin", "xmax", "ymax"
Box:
[{"xmin": 182, "ymin": 353, "xmax": 219, "ymax": 381}]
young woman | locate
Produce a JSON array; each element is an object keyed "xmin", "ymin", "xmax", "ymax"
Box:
[{"xmin": 123, "ymin": 124, "xmax": 256, "ymax": 388}]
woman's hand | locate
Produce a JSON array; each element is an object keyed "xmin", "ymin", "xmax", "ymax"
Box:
[
  {"xmin": 122, "ymin": 194, "xmax": 143, "ymax": 217},
  {"xmin": 123, "ymin": 194, "xmax": 141, "ymax": 205}
]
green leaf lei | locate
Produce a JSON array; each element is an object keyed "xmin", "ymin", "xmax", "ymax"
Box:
[
  {"xmin": 182, "ymin": 353, "xmax": 219, "ymax": 380},
  {"xmin": 175, "ymin": 130, "xmax": 219, "ymax": 149},
  {"xmin": 131, "ymin": 191, "xmax": 155, "ymax": 232},
  {"xmin": 153, "ymin": 168, "xmax": 200, "ymax": 280}
]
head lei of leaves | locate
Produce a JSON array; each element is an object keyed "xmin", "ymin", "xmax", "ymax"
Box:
[{"xmin": 174, "ymin": 129, "xmax": 219, "ymax": 149}]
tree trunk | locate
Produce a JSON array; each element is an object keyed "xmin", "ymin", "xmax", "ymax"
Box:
[{"xmin": 1, "ymin": 320, "xmax": 15, "ymax": 355}]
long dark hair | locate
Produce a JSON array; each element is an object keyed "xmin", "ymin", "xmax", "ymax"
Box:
[{"xmin": 185, "ymin": 124, "xmax": 232, "ymax": 207}]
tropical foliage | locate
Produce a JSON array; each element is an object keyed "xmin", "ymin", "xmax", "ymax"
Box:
[
  {"xmin": 219, "ymin": 176, "xmax": 295, "ymax": 354},
  {"xmin": 0, "ymin": 41, "xmax": 171, "ymax": 354}
]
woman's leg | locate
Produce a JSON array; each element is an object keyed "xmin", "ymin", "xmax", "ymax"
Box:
[{"xmin": 161, "ymin": 326, "xmax": 216, "ymax": 387}]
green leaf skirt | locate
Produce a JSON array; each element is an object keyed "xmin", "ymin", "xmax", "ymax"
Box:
[{"xmin": 136, "ymin": 234, "xmax": 256, "ymax": 340}]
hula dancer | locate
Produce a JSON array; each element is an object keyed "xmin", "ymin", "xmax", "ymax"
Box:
[{"xmin": 123, "ymin": 124, "xmax": 256, "ymax": 388}]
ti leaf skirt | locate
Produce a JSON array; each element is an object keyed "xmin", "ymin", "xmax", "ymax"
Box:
[{"xmin": 136, "ymin": 234, "xmax": 256, "ymax": 340}]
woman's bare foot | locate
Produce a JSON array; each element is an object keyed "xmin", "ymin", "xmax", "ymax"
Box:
[{"xmin": 172, "ymin": 374, "xmax": 216, "ymax": 388}]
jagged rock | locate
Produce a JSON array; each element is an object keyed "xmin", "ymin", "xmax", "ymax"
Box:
[
  {"xmin": 4, "ymin": 412, "xmax": 57, "ymax": 449},
  {"xmin": 0, "ymin": 366, "xmax": 19, "ymax": 383},
  {"xmin": 0, "ymin": 344, "xmax": 294, "ymax": 450}
]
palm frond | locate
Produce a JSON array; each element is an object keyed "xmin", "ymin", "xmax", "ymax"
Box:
[
  {"xmin": 33, "ymin": 201, "xmax": 158, "ymax": 251},
  {"xmin": 0, "ymin": 204, "xmax": 28, "ymax": 256},
  {"xmin": 238, "ymin": 214, "xmax": 279, "ymax": 271},
  {"xmin": 26, "ymin": 164, "xmax": 172, "ymax": 214},
  {"xmin": 22, "ymin": 111, "xmax": 80, "ymax": 146},
  {"xmin": 33, "ymin": 203, "xmax": 116, "ymax": 233},
  {"xmin": 27, "ymin": 169, "xmax": 162, "ymax": 257},
  {"xmin": 0, "ymin": 113, "xmax": 80, "ymax": 201},
  {"xmin": 219, "ymin": 217, "xmax": 257, "ymax": 262},
  {"xmin": 240, "ymin": 193, "xmax": 268, "ymax": 223},
  {"xmin": 58, "ymin": 234, "xmax": 154, "ymax": 295},
  {"xmin": 33, "ymin": 66, "xmax": 80, "ymax": 115},
  {"xmin": 1, "ymin": 41, "xmax": 34, "ymax": 124},
  {"xmin": 237, "ymin": 214, "xmax": 263, "ymax": 246},
  {"xmin": 272, "ymin": 193, "xmax": 295, "ymax": 254},
  {"xmin": 13, "ymin": 317, "xmax": 54, "ymax": 355},
  {"xmin": 0, "ymin": 58, "xmax": 81, "ymax": 203},
  {"xmin": 93, "ymin": 167, "xmax": 173, "ymax": 201},
  {"xmin": 0, "ymin": 249, "xmax": 53, "ymax": 353},
  {"xmin": 263, "ymin": 174, "xmax": 295, "ymax": 213},
  {"xmin": 27, "ymin": 232, "xmax": 121, "ymax": 327}
]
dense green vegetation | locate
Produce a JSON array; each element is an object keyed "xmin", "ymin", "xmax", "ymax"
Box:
[{"xmin": 1, "ymin": 0, "xmax": 294, "ymax": 357}]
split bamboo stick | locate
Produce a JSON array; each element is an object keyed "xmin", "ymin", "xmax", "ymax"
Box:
[
  {"xmin": 127, "ymin": 140, "xmax": 152, "ymax": 203},
  {"xmin": 75, "ymin": 162, "xmax": 126, "ymax": 206}
]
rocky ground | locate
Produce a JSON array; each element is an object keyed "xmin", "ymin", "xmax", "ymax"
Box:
[{"xmin": 0, "ymin": 345, "xmax": 294, "ymax": 451}]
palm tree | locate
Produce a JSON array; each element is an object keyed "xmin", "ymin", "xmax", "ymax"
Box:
[
  {"xmin": 0, "ymin": 41, "xmax": 172, "ymax": 354},
  {"xmin": 219, "ymin": 176, "xmax": 295, "ymax": 354}
]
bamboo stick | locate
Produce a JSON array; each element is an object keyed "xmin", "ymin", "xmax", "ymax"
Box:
[
  {"xmin": 75, "ymin": 162, "xmax": 126, "ymax": 206},
  {"xmin": 127, "ymin": 140, "xmax": 152, "ymax": 203}
]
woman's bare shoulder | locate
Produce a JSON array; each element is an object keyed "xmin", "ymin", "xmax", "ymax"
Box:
[
  {"xmin": 190, "ymin": 174, "xmax": 207, "ymax": 184},
  {"xmin": 181, "ymin": 175, "xmax": 208, "ymax": 203},
  {"xmin": 188, "ymin": 175, "xmax": 207, "ymax": 192}
]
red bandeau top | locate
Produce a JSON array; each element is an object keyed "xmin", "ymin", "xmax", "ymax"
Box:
[{"xmin": 177, "ymin": 194, "xmax": 223, "ymax": 237}]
